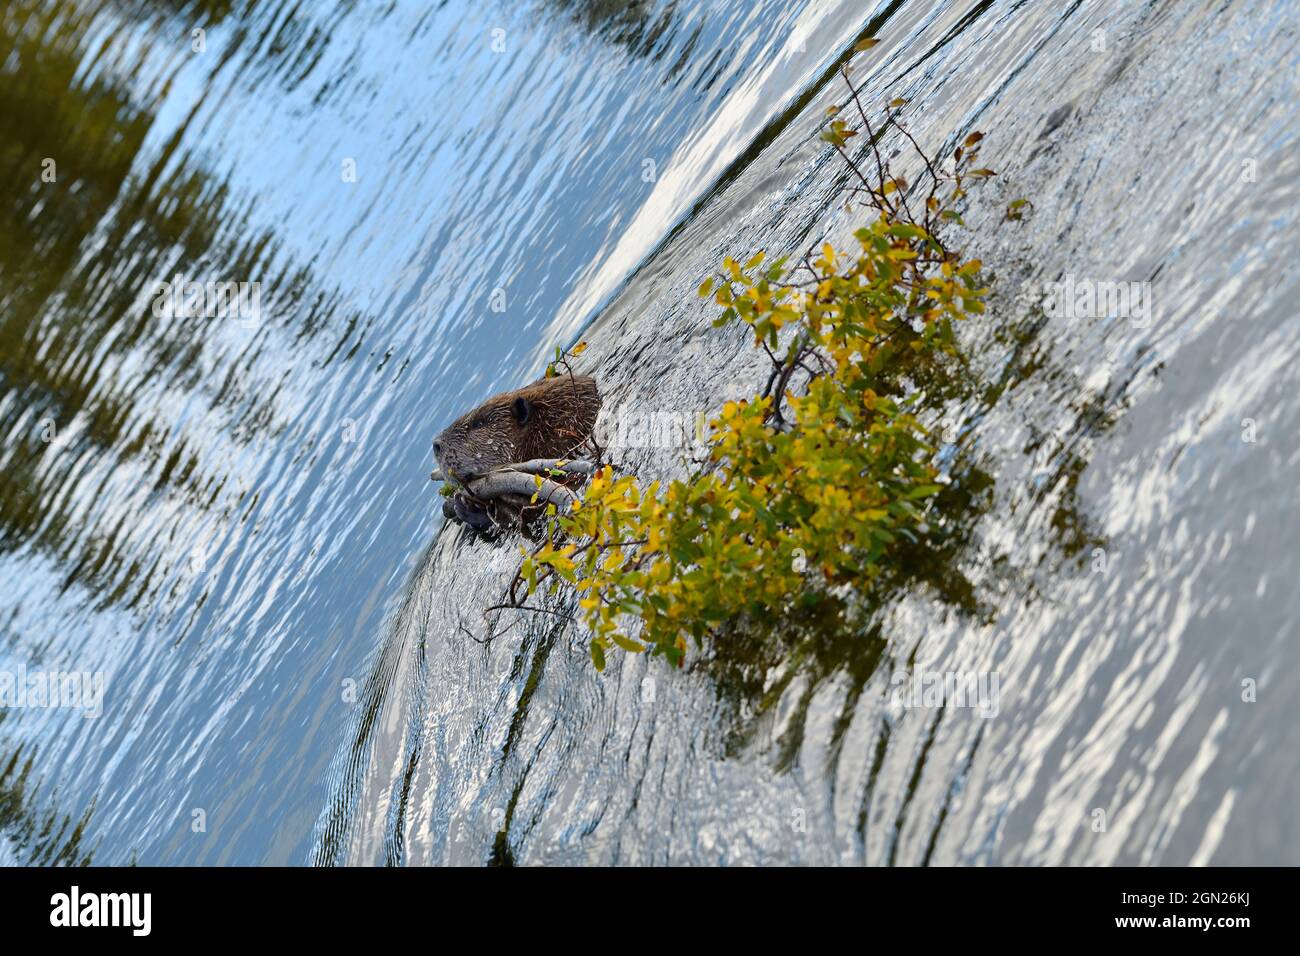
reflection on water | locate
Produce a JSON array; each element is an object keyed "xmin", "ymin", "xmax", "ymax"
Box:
[
  {"xmin": 0, "ymin": 1, "xmax": 359, "ymax": 615},
  {"xmin": 0, "ymin": 743, "xmax": 94, "ymax": 865},
  {"xmin": 551, "ymin": 0, "xmax": 679, "ymax": 56},
  {"xmin": 0, "ymin": 0, "xmax": 864, "ymax": 863}
]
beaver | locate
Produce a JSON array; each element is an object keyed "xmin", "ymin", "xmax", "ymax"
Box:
[{"xmin": 433, "ymin": 373, "xmax": 601, "ymax": 533}]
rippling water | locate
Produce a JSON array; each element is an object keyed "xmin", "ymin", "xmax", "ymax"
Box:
[
  {"xmin": 0, "ymin": 0, "xmax": 869, "ymax": 864},
  {"xmin": 2, "ymin": 0, "xmax": 1298, "ymax": 866}
]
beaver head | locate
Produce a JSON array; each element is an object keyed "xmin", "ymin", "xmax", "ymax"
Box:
[{"xmin": 433, "ymin": 374, "xmax": 600, "ymax": 483}]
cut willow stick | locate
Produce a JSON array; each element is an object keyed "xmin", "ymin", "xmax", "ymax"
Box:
[
  {"xmin": 431, "ymin": 458, "xmax": 595, "ymax": 484},
  {"xmin": 431, "ymin": 460, "xmax": 590, "ymax": 511},
  {"xmin": 465, "ymin": 470, "xmax": 578, "ymax": 509},
  {"xmin": 504, "ymin": 458, "xmax": 597, "ymax": 476}
]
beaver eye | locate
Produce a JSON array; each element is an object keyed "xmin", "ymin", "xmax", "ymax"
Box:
[{"xmin": 470, "ymin": 417, "xmax": 487, "ymax": 429}]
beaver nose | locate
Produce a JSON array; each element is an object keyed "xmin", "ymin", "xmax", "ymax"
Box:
[{"xmin": 432, "ymin": 440, "xmax": 442, "ymax": 457}]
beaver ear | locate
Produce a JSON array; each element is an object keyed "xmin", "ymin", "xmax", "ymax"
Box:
[{"xmin": 512, "ymin": 396, "xmax": 532, "ymax": 426}]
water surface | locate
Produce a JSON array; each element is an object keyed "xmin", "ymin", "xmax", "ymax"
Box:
[{"xmin": 2, "ymin": 0, "xmax": 1298, "ymax": 867}]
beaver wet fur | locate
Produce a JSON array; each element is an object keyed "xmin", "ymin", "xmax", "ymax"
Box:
[{"xmin": 434, "ymin": 373, "xmax": 600, "ymax": 533}]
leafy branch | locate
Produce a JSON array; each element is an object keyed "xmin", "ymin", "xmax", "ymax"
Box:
[{"xmin": 484, "ymin": 47, "xmax": 1000, "ymax": 670}]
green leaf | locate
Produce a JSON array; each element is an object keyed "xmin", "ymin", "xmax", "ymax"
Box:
[
  {"xmin": 610, "ymin": 633, "xmax": 646, "ymax": 653},
  {"xmin": 887, "ymin": 223, "xmax": 927, "ymax": 240},
  {"xmin": 906, "ymin": 484, "xmax": 943, "ymax": 499}
]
